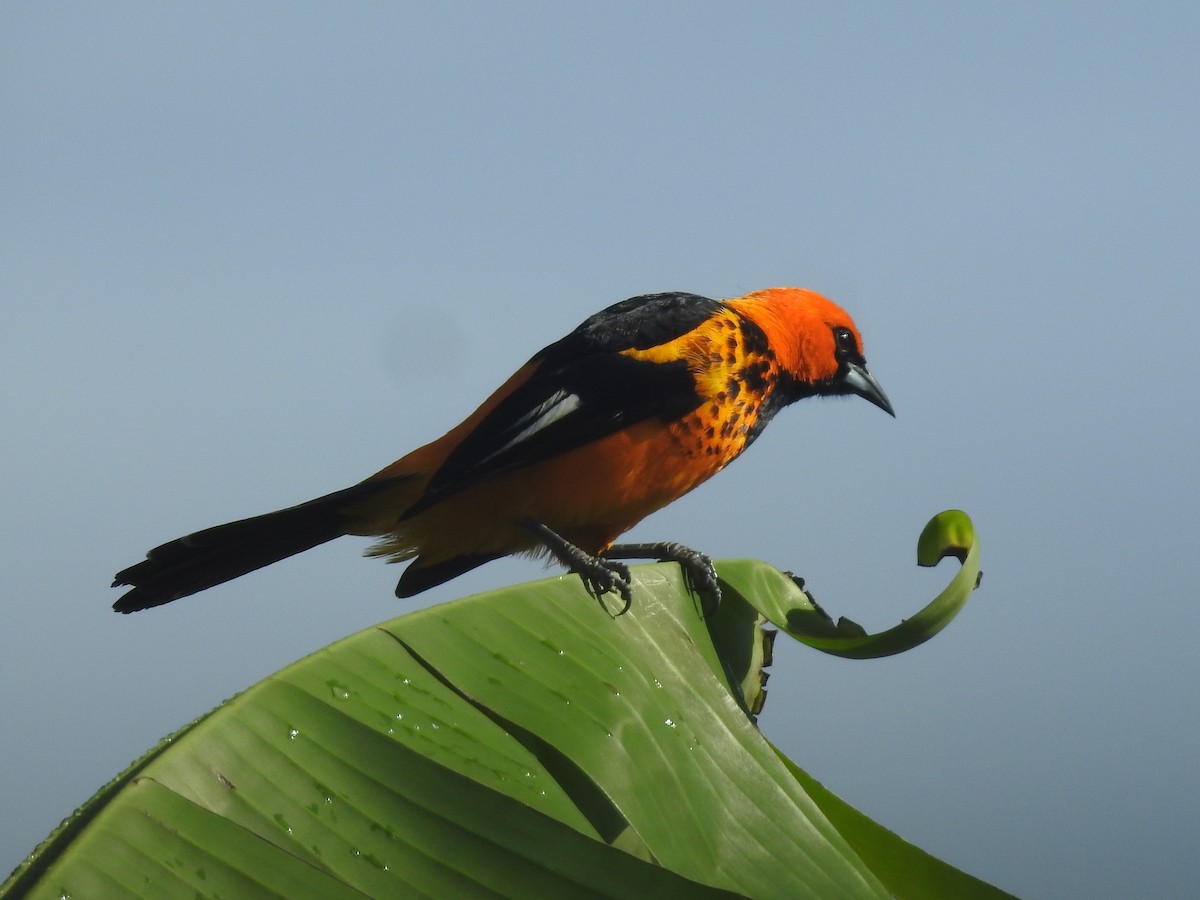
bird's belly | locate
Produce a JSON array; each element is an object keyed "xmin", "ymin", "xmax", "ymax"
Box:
[{"xmin": 379, "ymin": 407, "xmax": 760, "ymax": 564}]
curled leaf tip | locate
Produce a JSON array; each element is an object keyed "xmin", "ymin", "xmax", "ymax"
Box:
[
  {"xmin": 917, "ymin": 510, "xmax": 976, "ymax": 568},
  {"xmin": 711, "ymin": 509, "xmax": 981, "ymax": 661}
]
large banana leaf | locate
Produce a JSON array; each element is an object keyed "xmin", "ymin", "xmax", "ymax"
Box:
[{"xmin": 4, "ymin": 511, "xmax": 1009, "ymax": 899}]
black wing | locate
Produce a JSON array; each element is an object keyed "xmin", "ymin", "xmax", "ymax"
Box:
[{"xmin": 404, "ymin": 292, "xmax": 721, "ymax": 516}]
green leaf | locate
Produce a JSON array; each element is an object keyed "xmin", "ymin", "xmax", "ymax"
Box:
[
  {"xmin": 775, "ymin": 748, "xmax": 1014, "ymax": 900},
  {"xmin": 5, "ymin": 512, "xmax": 1001, "ymax": 899},
  {"xmin": 715, "ymin": 511, "xmax": 982, "ymax": 660}
]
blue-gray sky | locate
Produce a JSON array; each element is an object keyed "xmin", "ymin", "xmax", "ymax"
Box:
[{"xmin": 3, "ymin": 4, "xmax": 1198, "ymax": 897}]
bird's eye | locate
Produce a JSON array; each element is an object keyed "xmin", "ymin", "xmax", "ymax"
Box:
[{"xmin": 832, "ymin": 327, "xmax": 857, "ymax": 355}]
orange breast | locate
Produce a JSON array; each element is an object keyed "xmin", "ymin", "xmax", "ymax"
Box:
[{"xmin": 386, "ymin": 388, "xmax": 774, "ymax": 565}]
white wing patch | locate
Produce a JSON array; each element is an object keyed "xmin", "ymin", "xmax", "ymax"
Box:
[{"xmin": 477, "ymin": 389, "xmax": 583, "ymax": 467}]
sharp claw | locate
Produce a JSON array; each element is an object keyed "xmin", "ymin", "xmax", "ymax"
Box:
[
  {"xmin": 673, "ymin": 547, "xmax": 721, "ymax": 616},
  {"xmin": 578, "ymin": 558, "xmax": 632, "ymax": 616},
  {"xmin": 601, "ymin": 539, "xmax": 722, "ymax": 616}
]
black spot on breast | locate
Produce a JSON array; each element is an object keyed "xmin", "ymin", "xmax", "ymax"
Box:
[
  {"xmin": 740, "ymin": 318, "xmax": 771, "ymax": 356},
  {"xmin": 741, "ymin": 359, "xmax": 774, "ymax": 393}
]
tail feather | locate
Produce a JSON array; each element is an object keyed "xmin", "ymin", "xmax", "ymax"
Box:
[
  {"xmin": 112, "ymin": 479, "xmax": 401, "ymax": 613},
  {"xmin": 393, "ymin": 552, "xmax": 502, "ymax": 598}
]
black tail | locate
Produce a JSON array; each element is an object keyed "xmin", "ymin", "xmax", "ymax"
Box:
[{"xmin": 112, "ymin": 480, "xmax": 398, "ymax": 613}]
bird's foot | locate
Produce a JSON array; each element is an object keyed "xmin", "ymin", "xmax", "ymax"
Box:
[
  {"xmin": 521, "ymin": 519, "xmax": 634, "ymax": 615},
  {"xmin": 605, "ymin": 541, "xmax": 721, "ymax": 616}
]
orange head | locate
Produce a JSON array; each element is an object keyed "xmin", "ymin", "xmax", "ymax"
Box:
[{"xmin": 726, "ymin": 287, "xmax": 893, "ymax": 415}]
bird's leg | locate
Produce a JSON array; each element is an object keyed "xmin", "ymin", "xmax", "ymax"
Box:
[
  {"xmin": 520, "ymin": 519, "xmax": 633, "ymax": 614},
  {"xmin": 604, "ymin": 541, "xmax": 721, "ymax": 615}
]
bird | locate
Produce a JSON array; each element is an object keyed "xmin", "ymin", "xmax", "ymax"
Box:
[{"xmin": 112, "ymin": 287, "xmax": 893, "ymax": 614}]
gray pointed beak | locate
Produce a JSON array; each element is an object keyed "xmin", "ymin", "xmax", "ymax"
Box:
[{"xmin": 842, "ymin": 363, "xmax": 894, "ymax": 417}]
